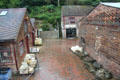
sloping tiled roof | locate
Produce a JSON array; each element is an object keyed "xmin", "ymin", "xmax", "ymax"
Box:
[
  {"xmin": 62, "ymin": 5, "xmax": 94, "ymax": 16},
  {"xmin": 0, "ymin": 8, "xmax": 26, "ymax": 41},
  {"xmin": 82, "ymin": 3, "xmax": 120, "ymax": 26},
  {"xmin": 101, "ymin": 2, "xmax": 120, "ymax": 8}
]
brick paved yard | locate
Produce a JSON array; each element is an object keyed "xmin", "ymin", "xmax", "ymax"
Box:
[{"xmin": 31, "ymin": 39, "xmax": 94, "ymax": 80}]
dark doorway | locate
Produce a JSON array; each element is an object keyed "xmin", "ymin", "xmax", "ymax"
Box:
[
  {"xmin": 32, "ymin": 32, "xmax": 35, "ymax": 46},
  {"xmin": 66, "ymin": 28, "xmax": 76, "ymax": 38},
  {"xmin": 25, "ymin": 36, "xmax": 29, "ymax": 53}
]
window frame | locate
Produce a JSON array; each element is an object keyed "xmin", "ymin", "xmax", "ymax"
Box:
[
  {"xmin": 24, "ymin": 20, "xmax": 28, "ymax": 33},
  {"xmin": 69, "ymin": 17, "xmax": 75, "ymax": 24},
  {"xmin": 18, "ymin": 40, "xmax": 25, "ymax": 56},
  {"xmin": 0, "ymin": 46, "xmax": 13, "ymax": 64}
]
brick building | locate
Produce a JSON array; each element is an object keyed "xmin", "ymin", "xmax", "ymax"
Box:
[
  {"xmin": 79, "ymin": 2, "xmax": 120, "ymax": 79},
  {"xmin": 30, "ymin": 18, "xmax": 38, "ymax": 38},
  {"xmin": 61, "ymin": 6, "xmax": 93, "ymax": 38},
  {"xmin": 0, "ymin": 8, "xmax": 34, "ymax": 72}
]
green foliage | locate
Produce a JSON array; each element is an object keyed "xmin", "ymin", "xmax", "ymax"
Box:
[
  {"xmin": 0, "ymin": 0, "xmax": 20, "ymax": 8},
  {"xmin": 64, "ymin": 0, "xmax": 120, "ymax": 6},
  {"xmin": 29, "ymin": 5, "xmax": 61, "ymax": 31},
  {"xmin": 41, "ymin": 23, "xmax": 50, "ymax": 31},
  {"xmin": 35, "ymin": 14, "xmax": 49, "ymax": 20},
  {"xmin": 9, "ymin": 0, "xmax": 20, "ymax": 7},
  {"xmin": 20, "ymin": 0, "xmax": 45, "ymax": 7},
  {"xmin": 0, "ymin": 0, "xmax": 7, "ymax": 8},
  {"xmin": 1, "ymin": 0, "xmax": 120, "ymax": 31},
  {"xmin": 1, "ymin": 0, "xmax": 120, "ymax": 8},
  {"xmin": 46, "ymin": 5, "xmax": 55, "ymax": 12},
  {"xmin": 91, "ymin": 0, "xmax": 100, "ymax": 6}
]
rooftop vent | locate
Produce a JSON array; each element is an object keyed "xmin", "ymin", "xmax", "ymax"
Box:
[{"xmin": 0, "ymin": 11, "xmax": 8, "ymax": 16}]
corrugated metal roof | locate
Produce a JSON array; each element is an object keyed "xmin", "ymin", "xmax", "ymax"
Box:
[
  {"xmin": 62, "ymin": 5, "xmax": 94, "ymax": 16},
  {"xmin": 0, "ymin": 8, "xmax": 26, "ymax": 41},
  {"xmin": 101, "ymin": 2, "xmax": 120, "ymax": 8}
]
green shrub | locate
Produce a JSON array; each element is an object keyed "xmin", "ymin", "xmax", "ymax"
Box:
[
  {"xmin": 29, "ymin": 5, "xmax": 61, "ymax": 30},
  {"xmin": 34, "ymin": 14, "xmax": 49, "ymax": 20},
  {"xmin": 41, "ymin": 23, "xmax": 50, "ymax": 31}
]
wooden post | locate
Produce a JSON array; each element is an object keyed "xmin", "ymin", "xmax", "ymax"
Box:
[
  {"xmin": 58, "ymin": 0, "xmax": 60, "ymax": 7},
  {"xmin": 25, "ymin": 36, "xmax": 29, "ymax": 53},
  {"xmin": 32, "ymin": 32, "xmax": 34, "ymax": 46},
  {"xmin": 13, "ymin": 44, "xmax": 19, "ymax": 71}
]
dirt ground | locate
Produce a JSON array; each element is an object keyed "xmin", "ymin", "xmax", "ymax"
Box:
[{"xmin": 14, "ymin": 39, "xmax": 95, "ymax": 80}]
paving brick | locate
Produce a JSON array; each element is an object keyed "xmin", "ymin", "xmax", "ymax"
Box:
[
  {"xmin": 32, "ymin": 39, "xmax": 94, "ymax": 80},
  {"xmin": 16, "ymin": 39, "xmax": 94, "ymax": 80}
]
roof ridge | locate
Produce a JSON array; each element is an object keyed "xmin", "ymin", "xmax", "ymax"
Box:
[{"xmin": 0, "ymin": 8, "xmax": 27, "ymax": 10}]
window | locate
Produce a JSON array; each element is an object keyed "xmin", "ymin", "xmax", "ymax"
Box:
[
  {"xmin": 0, "ymin": 46, "xmax": 12, "ymax": 63},
  {"xmin": 65, "ymin": 18, "xmax": 69, "ymax": 24},
  {"xmin": 66, "ymin": 28, "xmax": 76, "ymax": 38},
  {"xmin": 69, "ymin": 17, "xmax": 75, "ymax": 24},
  {"xmin": 24, "ymin": 20, "xmax": 28, "ymax": 33},
  {"xmin": 19, "ymin": 41, "xmax": 24, "ymax": 56},
  {"xmin": 0, "ymin": 11, "xmax": 8, "ymax": 16}
]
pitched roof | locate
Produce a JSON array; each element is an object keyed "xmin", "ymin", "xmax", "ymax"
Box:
[
  {"xmin": 101, "ymin": 2, "xmax": 120, "ymax": 8},
  {"xmin": 0, "ymin": 8, "xmax": 26, "ymax": 41},
  {"xmin": 82, "ymin": 3, "xmax": 120, "ymax": 26},
  {"xmin": 62, "ymin": 5, "xmax": 94, "ymax": 16}
]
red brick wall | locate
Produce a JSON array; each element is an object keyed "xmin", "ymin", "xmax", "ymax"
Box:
[
  {"xmin": 62, "ymin": 16, "xmax": 83, "ymax": 26},
  {"xmin": 0, "ymin": 42, "xmax": 17, "ymax": 71},
  {"xmin": 79, "ymin": 22, "xmax": 120, "ymax": 78},
  {"xmin": 61, "ymin": 16, "xmax": 83, "ymax": 38},
  {"xmin": 0, "ymin": 14, "xmax": 33, "ymax": 72},
  {"xmin": 79, "ymin": 4, "xmax": 120, "ymax": 79},
  {"xmin": 16, "ymin": 14, "xmax": 33, "ymax": 69}
]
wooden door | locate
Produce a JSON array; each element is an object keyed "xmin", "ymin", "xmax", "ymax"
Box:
[{"xmin": 25, "ymin": 36, "xmax": 29, "ymax": 53}]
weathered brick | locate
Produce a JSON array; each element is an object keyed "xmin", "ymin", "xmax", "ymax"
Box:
[{"xmin": 79, "ymin": 4, "xmax": 120, "ymax": 79}]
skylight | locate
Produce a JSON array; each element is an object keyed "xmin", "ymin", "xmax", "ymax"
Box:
[{"xmin": 0, "ymin": 11, "xmax": 8, "ymax": 16}]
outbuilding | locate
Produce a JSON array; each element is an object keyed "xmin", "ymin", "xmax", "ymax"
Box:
[
  {"xmin": 0, "ymin": 8, "xmax": 34, "ymax": 72},
  {"xmin": 61, "ymin": 5, "xmax": 93, "ymax": 38},
  {"xmin": 79, "ymin": 2, "xmax": 120, "ymax": 79}
]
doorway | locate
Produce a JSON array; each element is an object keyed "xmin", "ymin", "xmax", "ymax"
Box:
[
  {"xmin": 25, "ymin": 36, "xmax": 29, "ymax": 53},
  {"xmin": 32, "ymin": 32, "xmax": 35, "ymax": 46},
  {"xmin": 66, "ymin": 28, "xmax": 76, "ymax": 38}
]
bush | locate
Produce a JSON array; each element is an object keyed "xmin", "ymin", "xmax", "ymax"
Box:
[
  {"xmin": 34, "ymin": 14, "xmax": 49, "ymax": 20},
  {"xmin": 46, "ymin": 5, "xmax": 55, "ymax": 12},
  {"xmin": 41, "ymin": 23, "xmax": 50, "ymax": 31},
  {"xmin": 29, "ymin": 5, "xmax": 61, "ymax": 30}
]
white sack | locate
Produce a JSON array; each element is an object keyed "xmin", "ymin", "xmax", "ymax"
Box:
[
  {"xmin": 71, "ymin": 45, "xmax": 83, "ymax": 53},
  {"xmin": 19, "ymin": 62, "xmax": 29, "ymax": 74},
  {"xmin": 28, "ymin": 66, "xmax": 34, "ymax": 74}
]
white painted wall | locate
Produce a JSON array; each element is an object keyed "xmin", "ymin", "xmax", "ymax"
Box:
[{"xmin": 61, "ymin": 16, "xmax": 83, "ymax": 38}]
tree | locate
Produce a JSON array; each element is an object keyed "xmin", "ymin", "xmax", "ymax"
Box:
[
  {"xmin": 8, "ymin": 0, "xmax": 20, "ymax": 7},
  {"xmin": 0, "ymin": 0, "xmax": 20, "ymax": 8},
  {"xmin": 20, "ymin": 0, "xmax": 46, "ymax": 7},
  {"xmin": 45, "ymin": 0, "xmax": 52, "ymax": 4},
  {"xmin": 0, "ymin": 0, "xmax": 11, "ymax": 8}
]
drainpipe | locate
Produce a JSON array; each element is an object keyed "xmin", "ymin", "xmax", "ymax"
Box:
[{"xmin": 13, "ymin": 44, "xmax": 19, "ymax": 71}]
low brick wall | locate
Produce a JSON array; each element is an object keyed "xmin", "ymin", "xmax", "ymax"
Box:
[
  {"xmin": 86, "ymin": 47, "xmax": 120, "ymax": 79},
  {"xmin": 39, "ymin": 31, "xmax": 59, "ymax": 39}
]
